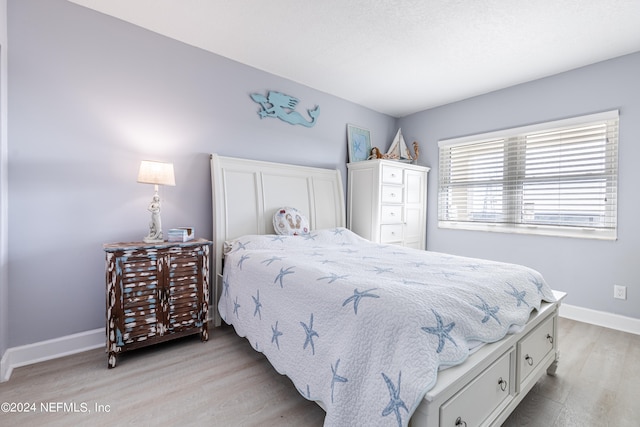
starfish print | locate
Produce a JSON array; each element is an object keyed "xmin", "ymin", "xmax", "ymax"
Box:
[
  {"xmin": 332, "ymin": 228, "xmax": 345, "ymax": 235},
  {"xmin": 320, "ymin": 259, "xmax": 336, "ymax": 264},
  {"xmin": 341, "ymin": 248, "xmax": 358, "ymax": 254},
  {"xmin": 300, "ymin": 313, "xmax": 319, "ymax": 355},
  {"xmin": 261, "ymin": 255, "xmax": 284, "ymax": 266},
  {"xmin": 371, "ymin": 266, "xmax": 393, "ymax": 274},
  {"xmin": 473, "ymin": 295, "xmax": 501, "ymax": 325},
  {"xmin": 506, "ymin": 283, "xmax": 529, "ymax": 307},
  {"xmin": 297, "ymin": 384, "xmax": 312, "ymax": 399},
  {"xmin": 342, "ymin": 288, "xmax": 380, "ymax": 314},
  {"xmin": 317, "ymin": 273, "xmax": 349, "ymax": 284},
  {"xmin": 381, "ymin": 371, "xmax": 408, "ymax": 427},
  {"xmin": 528, "ymin": 272, "xmax": 545, "ymax": 294},
  {"xmin": 237, "ymin": 254, "xmax": 250, "ymax": 270},
  {"xmin": 233, "ymin": 296, "xmax": 241, "ymax": 318},
  {"xmin": 233, "ymin": 240, "xmax": 249, "ymax": 251},
  {"xmin": 223, "ymin": 276, "xmax": 230, "ymax": 297},
  {"xmin": 269, "ymin": 235, "xmax": 286, "ymax": 242},
  {"xmin": 271, "ymin": 321, "xmax": 283, "ymax": 350},
  {"xmin": 435, "ymin": 271, "xmax": 460, "ymax": 279},
  {"xmin": 274, "ymin": 266, "xmax": 295, "ymax": 288},
  {"xmin": 302, "ymin": 233, "xmax": 318, "ymax": 241},
  {"xmin": 252, "ymin": 290, "xmax": 262, "ymax": 319},
  {"xmin": 330, "ymin": 359, "xmax": 348, "ymax": 403},
  {"xmin": 401, "ymin": 279, "xmax": 425, "ymax": 286},
  {"xmin": 421, "ymin": 309, "xmax": 457, "ymax": 353}
]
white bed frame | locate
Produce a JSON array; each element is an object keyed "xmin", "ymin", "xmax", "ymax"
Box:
[{"xmin": 210, "ymin": 154, "xmax": 565, "ymax": 427}]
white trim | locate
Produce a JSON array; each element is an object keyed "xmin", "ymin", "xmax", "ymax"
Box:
[
  {"xmin": 1, "ymin": 328, "xmax": 104, "ymax": 382},
  {"xmin": 559, "ymin": 304, "xmax": 640, "ymax": 336},
  {"xmin": 0, "ymin": 0, "xmax": 10, "ymax": 388},
  {"xmin": 439, "ymin": 109, "xmax": 619, "ymax": 147}
]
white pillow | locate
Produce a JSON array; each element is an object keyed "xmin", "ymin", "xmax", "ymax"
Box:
[{"xmin": 273, "ymin": 207, "xmax": 310, "ymax": 235}]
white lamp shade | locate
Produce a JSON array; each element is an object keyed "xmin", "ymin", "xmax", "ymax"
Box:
[{"xmin": 137, "ymin": 160, "xmax": 176, "ymax": 186}]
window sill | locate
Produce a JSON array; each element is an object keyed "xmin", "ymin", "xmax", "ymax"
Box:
[{"xmin": 438, "ymin": 221, "xmax": 617, "ymax": 241}]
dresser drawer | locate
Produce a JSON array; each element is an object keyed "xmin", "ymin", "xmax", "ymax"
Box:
[
  {"xmin": 381, "ymin": 205, "xmax": 403, "ymax": 224},
  {"xmin": 518, "ymin": 315, "xmax": 555, "ymax": 385},
  {"xmin": 440, "ymin": 349, "xmax": 513, "ymax": 427},
  {"xmin": 380, "ymin": 224, "xmax": 403, "ymax": 243},
  {"xmin": 381, "ymin": 185, "xmax": 403, "ymax": 204},
  {"xmin": 381, "ymin": 164, "xmax": 403, "ymax": 184}
]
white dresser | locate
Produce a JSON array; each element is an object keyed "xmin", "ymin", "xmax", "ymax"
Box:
[{"xmin": 347, "ymin": 159, "xmax": 430, "ymax": 249}]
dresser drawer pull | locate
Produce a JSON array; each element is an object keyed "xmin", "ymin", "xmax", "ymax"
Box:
[
  {"xmin": 525, "ymin": 354, "xmax": 534, "ymax": 366},
  {"xmin": 498, "ymin": 377, "xmax": 507, "ymax": 392},
  {"xmin": 455, "ymin": 417, "xmax": 467, "ymax": 427},
  {"xmin": 546, "ymin": 334, "xmax": 554, "ymax": 344}
]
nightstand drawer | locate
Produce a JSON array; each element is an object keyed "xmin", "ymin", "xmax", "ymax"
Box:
[
  {"xmin": 381, "ymin": 185, "xmax": 403, "ymax": 204},
  {"xmin": 381, "ymin": 205, "xmax": 403, "ymax": 224}
]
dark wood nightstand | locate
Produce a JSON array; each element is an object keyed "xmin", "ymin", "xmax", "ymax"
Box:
[{"xmin": 103, "ymin": 238, "xmax": 212, "ymax": 368}]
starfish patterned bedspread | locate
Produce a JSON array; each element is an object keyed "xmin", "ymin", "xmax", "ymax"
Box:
[{"xmin": 218, "ymin": 228, "xmax": 556, "ymax": 427}]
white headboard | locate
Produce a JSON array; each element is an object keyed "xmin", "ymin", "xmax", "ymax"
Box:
[{"xmin": 210, "ymin": 154, "xmax": 346, "ymax": 325}]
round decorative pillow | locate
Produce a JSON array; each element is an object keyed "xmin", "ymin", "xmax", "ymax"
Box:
[{"xmin": 273, "ymin": 207, "xmax": 310, "ymax": 235}]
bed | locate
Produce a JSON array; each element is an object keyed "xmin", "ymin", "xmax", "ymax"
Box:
[{"xmin": 210, "ymin": 154, "xmax": 566, "ymax": 427}]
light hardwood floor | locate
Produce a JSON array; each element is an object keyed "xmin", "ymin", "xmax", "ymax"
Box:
[{"xmin": 1, "ymin": 318, "xmax": 638, "ymax": 427}]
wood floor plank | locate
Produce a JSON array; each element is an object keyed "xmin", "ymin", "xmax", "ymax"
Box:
[{"xmin": 1, "ymin": 319, "xmax": 638, "ymax": 426}]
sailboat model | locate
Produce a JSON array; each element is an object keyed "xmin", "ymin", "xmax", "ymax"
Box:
[{"xmin": 386, "ymin": 128, "xmax": 414, "ymax": 162}]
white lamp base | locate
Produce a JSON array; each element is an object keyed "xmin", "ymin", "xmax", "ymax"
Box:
[
  {"xmin": 143, "ymin": 187, "xmax": 164, "ymax": 243},
  {"xmin": 143, "ymin": 236, "xmax": 164, "ymax": 244}
]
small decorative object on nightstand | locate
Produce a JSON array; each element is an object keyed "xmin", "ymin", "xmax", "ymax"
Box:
[{"xmin": 103, "ymin": 238, "xmax": 212, "ymax": 368}]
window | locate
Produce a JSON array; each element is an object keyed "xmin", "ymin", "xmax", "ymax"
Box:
[{"xmin": 438, "ymin": 110, "xmax": 619, "ymax": 240}]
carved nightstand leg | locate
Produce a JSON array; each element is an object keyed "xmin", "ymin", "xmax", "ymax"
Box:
[{"xmin": 108, "ymin": 352, "xmax": 117, "ymax": 369}]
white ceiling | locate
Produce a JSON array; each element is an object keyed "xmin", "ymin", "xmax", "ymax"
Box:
[{"xmin": 68, "ymin": 0, "xmax": 640, "ymax": 118}]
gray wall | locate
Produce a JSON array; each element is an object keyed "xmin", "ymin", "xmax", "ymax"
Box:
[
  {"xmin": 399, "ymin": 52, "xmax": 640, "ymax": 319},
  {"xmin": 6, "ymin": 0, "xmax": 396, "ymax": 348}
]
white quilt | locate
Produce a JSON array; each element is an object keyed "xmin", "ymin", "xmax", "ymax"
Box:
[{"xmin": 218, "ymin": 228, "xmax": 556, "ymax": 427}]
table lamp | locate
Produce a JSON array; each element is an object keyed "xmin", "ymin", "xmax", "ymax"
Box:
[{"xmin": 137, "ymin": 160, "xmax": 175, "ymax": 243}]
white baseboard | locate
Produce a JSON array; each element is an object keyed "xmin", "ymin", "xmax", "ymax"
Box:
[
  {"xmin": 560, "ymin": 304, "xmax": 640, "ymax": 335},
  {"xmin": 1, "ymin": 328, "xmax": 104, "ymax": 382}
]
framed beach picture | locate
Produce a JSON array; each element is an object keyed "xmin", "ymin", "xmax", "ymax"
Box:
[{"xmin": 347, "ymin": 124, "xmax": 372, "ymax": 163}]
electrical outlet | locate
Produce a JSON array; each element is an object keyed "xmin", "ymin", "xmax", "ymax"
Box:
[{"xmin": 614, "ymin": 285, "xmax": 627, "ymax": 300}]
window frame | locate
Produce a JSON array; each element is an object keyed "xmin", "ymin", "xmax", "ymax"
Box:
[{"xmin": 437, "ymin": 110, "xmax": 619, "ymax": 240}]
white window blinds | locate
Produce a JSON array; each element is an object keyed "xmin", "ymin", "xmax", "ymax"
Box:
[{"xmin": 438, "ymin": 110, "xmax": 619, "ymax": 240}]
